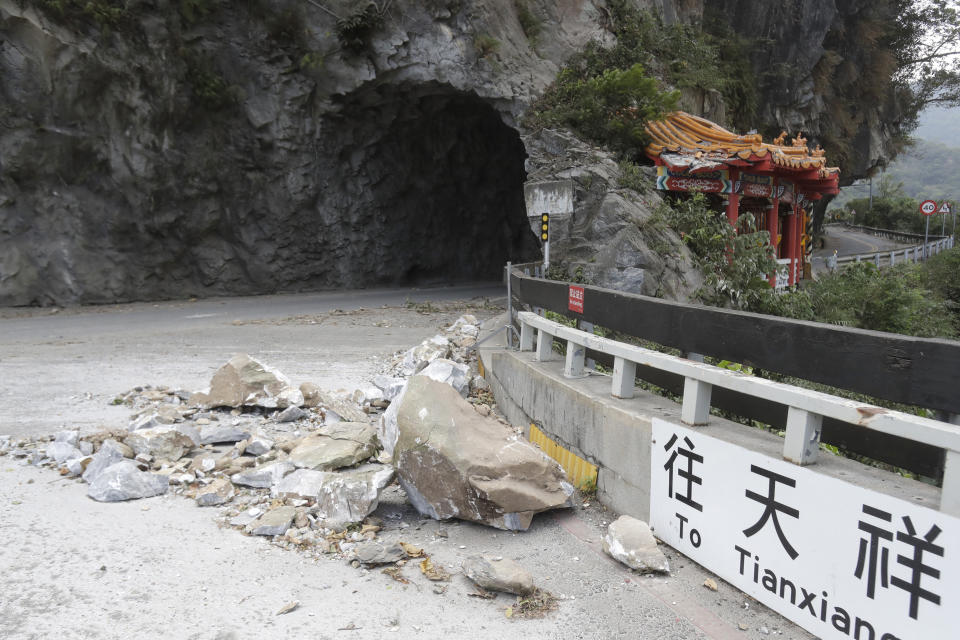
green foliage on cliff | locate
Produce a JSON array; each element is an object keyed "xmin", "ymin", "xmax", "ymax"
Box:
[
  {"xmin": 524, "ymin": 2, "xmax": 760, "ymax": 152},
  {"xmin": 527, "ymin": 64, "xmax": 678, "ymax": 155},
  {"xmin": 33, "ymin": 0, "xmax": 129, "ymax": 30},
  {"xmin": 655, "ymin": 194, "xmax": 779, "ymax": 310}
]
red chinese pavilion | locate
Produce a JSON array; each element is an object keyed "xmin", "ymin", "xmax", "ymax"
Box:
[{"xmin": 645, "ymin": 112, "xmax": 840, "ymax": 287}]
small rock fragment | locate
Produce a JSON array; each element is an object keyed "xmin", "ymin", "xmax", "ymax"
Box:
[
  {"xmin": 352, "ymin": 541, "xmax": 406, "ymax": 565},
  {"xmin": 248, "ymin": 506, "xmax": 296, "ymax": 536},
  {"xmin": 602, "ymin": 515, "xmax": 669, "ymax": 574},
  {"xmin": 196, "ymin": 478, "xmax": 235, "ymax": 506},
  {"xmin": 461, "ymin": 556, "xmax": 535, "ymax": 595},
  {"xmin": 703, "ymin": 578, "xmax": 718, "ymax": 592},
  {"xmin": 87, "ymin": 460, "xmax": 169, "ymax": 502}
]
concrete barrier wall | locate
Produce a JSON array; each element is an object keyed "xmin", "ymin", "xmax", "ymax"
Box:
[{"xmin": 480, "ymin": 347, "xmax": 941, "ymax": 521}]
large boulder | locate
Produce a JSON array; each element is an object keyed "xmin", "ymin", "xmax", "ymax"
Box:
[
  {"xmin": 82, "ymin": 440, "xmax": 129, "ymax": 484},
  {"xmin": 288, "ymin": 423, "xmax": 378, "ymax": 471},
  {"xmin": 300, "ymin": 384, "xmax": 367, "ymax": 423},
  {"xmin": 86, "ymin": 460, "xmax": 169, "ymax": 502},
  {"xmin": 393, "ymin": 376, "xmax": 573, "ymax": 531},
  {"xmin": 191, "ymin": 355, "xmax": 304, "ymax": 409}
]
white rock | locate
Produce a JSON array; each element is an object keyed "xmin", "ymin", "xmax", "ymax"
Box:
[
  {"xmin": 248, "ymin": 506, "xmax": 296, "ymax": 536},
  {"xmin": 231, "ymin": 461, "xmax": 295, "ymax": 489},
  {"xmin": 418, "ymin": 358, "xmax": 470, "ymax": 397},
  {"xmin": 124, "ymin": 426, "xmax": 194, "ymax": 462},
  {"xmin": 82, "ymin": 440, "xmax": 128, "ymax": 484},
  {"xmin": 372, "ymin": 375, "xmax": 406, "ymax": 402},
  {"xmin": 86, "ymin": 460, "xmax": 169, "ymax": 502},
  {"xmin": 399, "ymin": 335, "xmax": 450, "ymax": 376},
  {"xmin": 54, "ymin": 430, "xmax": 80, "ymax": 447},
  {"xmin": 245, "ymin": 434, "xmax": 274, "ymax": 456},
  {"xmin": 230, "ymin": 507, "xmax": 263, "ymax": 527},
  {"xmin": 602, "ymin": 515, "xmax": 670, "ymax": 574},
  {"xmin": 196, "ymin": 477, "xmax": 235, "ymax": 506},
  {"xmin": 45, "ymin": 441, "xmax": 83, "ymax": 464}
]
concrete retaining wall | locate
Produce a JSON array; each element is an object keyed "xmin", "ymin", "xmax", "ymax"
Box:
[{"xmin": 480, "ymin": 347, "xmax": 941, "ymax": 520}]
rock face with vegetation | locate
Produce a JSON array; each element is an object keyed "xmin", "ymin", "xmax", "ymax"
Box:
[{"xmin": 0, "ymin": 0, "xmax": 936, "ymax": 305}]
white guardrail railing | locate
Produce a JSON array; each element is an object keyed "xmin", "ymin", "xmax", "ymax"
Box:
[
  {"xmin": 516, "ymin": 310, "xmax": 960, "ymax": 517},
  {"xmin": 835, "ymin": 236, "xmax": 954, "ymax": 267}
]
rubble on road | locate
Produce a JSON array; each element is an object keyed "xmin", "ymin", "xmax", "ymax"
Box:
[
  {"xmin": 191, "ymin": 354, "xmax": 304, "ymax": 410},
  {"xmin": 288, "ymin": 422, "xmax": 378, "ymax": 471},
  {"xmin": 602, "ymin": 515, "xmax": 670, "ymax": 574}
]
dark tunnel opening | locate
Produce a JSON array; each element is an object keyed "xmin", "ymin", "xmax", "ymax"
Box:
[{"xmin": 318, "ymin": 82, "xmax": 539, "ymax": 286}]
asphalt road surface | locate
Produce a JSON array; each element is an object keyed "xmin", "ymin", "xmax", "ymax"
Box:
[
  {"xmin": 0, "ymin": 285, "xmax": 813, "ymax": 640},
  {"xmin": 810, "ymin": 225, "xmax": 913, "ymax": 273}
]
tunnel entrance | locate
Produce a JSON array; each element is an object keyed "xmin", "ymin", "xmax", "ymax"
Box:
[{"xmin": 316, "ymin": 82, "xmax": 538, "ymax": 286}]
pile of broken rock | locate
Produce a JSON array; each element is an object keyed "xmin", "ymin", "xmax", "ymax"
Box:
[{"xmin": 1, "ymin": 314, "xmax": 670, "ymax": 611}]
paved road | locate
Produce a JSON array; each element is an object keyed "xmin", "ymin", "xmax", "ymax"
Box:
[
  {"xmin": 810, "ymin": 226, "xmax": 913, "ymax": 273},
  {"xmin": 0, "ymin": 285, "xmax": 811, "ymax": 640},
  {"xmin": 0, "ymin": 283, "xmax": 504, "ymax": 439}
]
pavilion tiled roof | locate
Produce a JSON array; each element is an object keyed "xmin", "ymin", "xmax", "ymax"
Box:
[{"xmin": 645, "ymin": 112, "xmax": 840, "ymax": 180}]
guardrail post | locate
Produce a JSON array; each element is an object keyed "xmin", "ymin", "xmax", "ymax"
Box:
[
  {"xmin": 519, "ymin": 321, "xmax": 534, "ymax": 351},
  {"xmin": 612, "ymin": 357, "xmax": 636, "ymax": 399},
  {"xmin": 681, "ymin": 377, "xmax": 712, "ymax": 426},
  {"xmin": 535, "ymin": 329, "xmax": 555, "ymax": 361},
  {"xmin": 855, "ymin": 255, "xmax": 861, "ymax": 263},
  {"xmin": 874, "ymin": 253, "xmax": 880, "ymax": 266},
  {"xmin": 564, "ymin": 340, "xmax": 586, "ymax": 378},
  {"xmin": 890, "ymin": 251, "xmax": 895, "ymax": 266},
  {"xmin": 940, "ymin": 414, "xmax": 960, "ymax": 517},
  {"xmin": 783, "ymin": 407, "xmax": 823, "ymax": 466}
]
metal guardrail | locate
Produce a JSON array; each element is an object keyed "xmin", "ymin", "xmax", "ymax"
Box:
[
  {"xmin": 841, "ymin": 223, "xmax": 949, "ymax": 244},
  {"xmin": 834, "ymin": 236, "xmax": 954, "ymax": 267},
  {"xmin": 517, "ymin": 310, "xmax": 960, "ymax": 517},
  {"xmin": 508, "ymin": 266, "xmax": 960, "ymax": 479}
]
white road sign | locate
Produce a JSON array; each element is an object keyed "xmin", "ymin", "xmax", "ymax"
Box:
[
  {"xmin": 920, "ymin": 200, "xmax": 938, "ymax": 215},
  {"xmin": 650, "ymin": 418, "xmax": 958, "ymax": 640},
  {"xmin": 938, "ymin": 201, "xmax": 952, "ymax": 215}
]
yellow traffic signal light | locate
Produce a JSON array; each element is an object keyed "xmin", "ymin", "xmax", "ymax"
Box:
[{"xmin": 540, "ymin": 213, "xmax": 549, "ymax": 241}]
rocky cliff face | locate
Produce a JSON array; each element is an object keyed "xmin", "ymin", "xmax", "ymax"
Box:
[{"xmin": 0, "ymin": 0, "xmax": 909, "ymax": 305}]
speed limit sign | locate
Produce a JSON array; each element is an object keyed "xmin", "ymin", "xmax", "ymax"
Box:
[{"xmin": 919, "ymin": 199, "xmax": 937, "ymax": 215}]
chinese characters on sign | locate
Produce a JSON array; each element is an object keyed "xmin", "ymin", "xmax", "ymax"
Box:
[
  {"xmin": 649, "ymin": 419, "xmax": 956, "ymax": 640},
  {"xmin": 568, "ymin": 286, "xmax": 584, "ymax": 314}
]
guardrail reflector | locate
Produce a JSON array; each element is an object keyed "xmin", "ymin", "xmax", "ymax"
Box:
[{"xmin": 529, "ymin": 424, "xmax": 598, "ymax": 491}]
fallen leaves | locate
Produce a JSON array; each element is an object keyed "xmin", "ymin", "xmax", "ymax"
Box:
[{"xmin": 419, "ymin": 557, "xmax": 450, "ymax": 581}]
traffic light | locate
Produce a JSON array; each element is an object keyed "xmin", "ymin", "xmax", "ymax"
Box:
[{"xmin": 540, "ymin": 213, "xmax": 549, "ymax": 242}]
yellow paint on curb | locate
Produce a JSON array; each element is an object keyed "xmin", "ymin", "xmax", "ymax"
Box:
[{"xmin": 529, "ymin": 424, "xmax": 598, "ymax": 491}]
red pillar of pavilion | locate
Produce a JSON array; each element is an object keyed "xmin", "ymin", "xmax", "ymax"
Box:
[
  {"xmin": 726, "ymin": 169, "xmax": 740, "ymax": 227},
  {"xmin": 766, "ymin": 197, "xmax": 780, "ymax": 287},
  {"xmin": 783, "ymin": 203, "xmax": 797, "ymax": 287}
]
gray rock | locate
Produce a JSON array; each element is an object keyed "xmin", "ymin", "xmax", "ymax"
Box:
[
  {"xmin": 288, "ymin": 422, "xmax": 378, "ymax": 471},
  {"xmin": 82, "ymin": 440, "xmax": 128, "ymax": 484},
  {"xmin": 275, "ymin": 406, "xmax": 308, "ymax": 423},
  {"xmin": 352, "ymin": 541, "xmax": 406, "ymax": 565},
  {"xmin": 230, "ymin": 507, "xmax": 263, "ymax": 527},
  {"xmin": 199, "ymin": 423, "xmax": 251, "ymax": 445},
  {"xmin": 191, "ymin": 355, "xmax": 304, "ymax": 410},
  {"xmin": 462, "ymin": 556, "xmax": 535, "ymax": 595},
  {"xmin": 231, "ymin": 461, "xmax": 294, "ymax": 488},
  {"xmin": 54, "ymin": 430, "xmax": 80, "ymax": 447},
  {"xmin": 393, "ymin": 376, "xmax": 573, "ymax": 531},
  {"xmin": 78, "ymin": 441, "xmax": 94, "ymax": 456},
  {"xmin": 124, "ymin": 426, "xmax": 194, "ymax": 462},
  {"xmin": 66, "ymin": 456, "xmax": 92, "ymax": 476},
  {"xmin": 602, "ymin": 515, "xmax": 670, "ymax": 574},
  {"xmin": 399, "ymin": 335, "xmax": 450, "ymax": 376},
  {"xmin": 469, "ymin": 375, "xmax": 490, "ymax": 393},
  {"xmin": 245, "ymin": 434, "xmax": 274, "ymax": 456},
  {"xmin": 196, "ymin": 478, "xmax": 235, "ymax": 506},
  {"xmin": 175, "ymin": 423, "xmax": 202, "ymax": 447},
  {"xmin": 372, "ymin": 375, "xmax": 406, "ymax": 403},
  {"xmin": 418, "ymin": 358, "xmax": 470, "ymax": 397},
  {"xmin": 45, "ymin": 441, "xmax": 83, "ymax": 464},
  {"xmin": 86, "ymin": 460, "xmax": 169, "ymax": 502},
  {"xmin": 274, "ymin": 464, "xmax": 394, "ymax": 529},
  {"xmin": 247, "ymin": 506, "xmax": 295, "ymax": 536}
]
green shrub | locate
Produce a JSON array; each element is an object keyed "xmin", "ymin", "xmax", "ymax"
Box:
[
  {"xmin": 474, "ymin": 33, "xmax": 500, "ymax": 58},
  {"xmin": 616, "ymin": 160, "xmax": 648, "ymax": 193},
  {"xmin": 922, "ymin": 247, "xmax": 960, "ymax": 312},
  {"xmin": 515, "ymin": 1, "xmax": 542, "ymax": 43},
  {"xmin": 336, "ymin": 4, "xmax": 387, "ymax": 53},
  {"xmin": 655, "ymin": 193, "xmax": 779, "ymax": 310},
  {"xmin": 807, "ymin": 262, "xmax": 956, "ymax": 338},
  {"xmin": 528, "ymin": 64, "xmax": 679, "ymax": 154}
]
